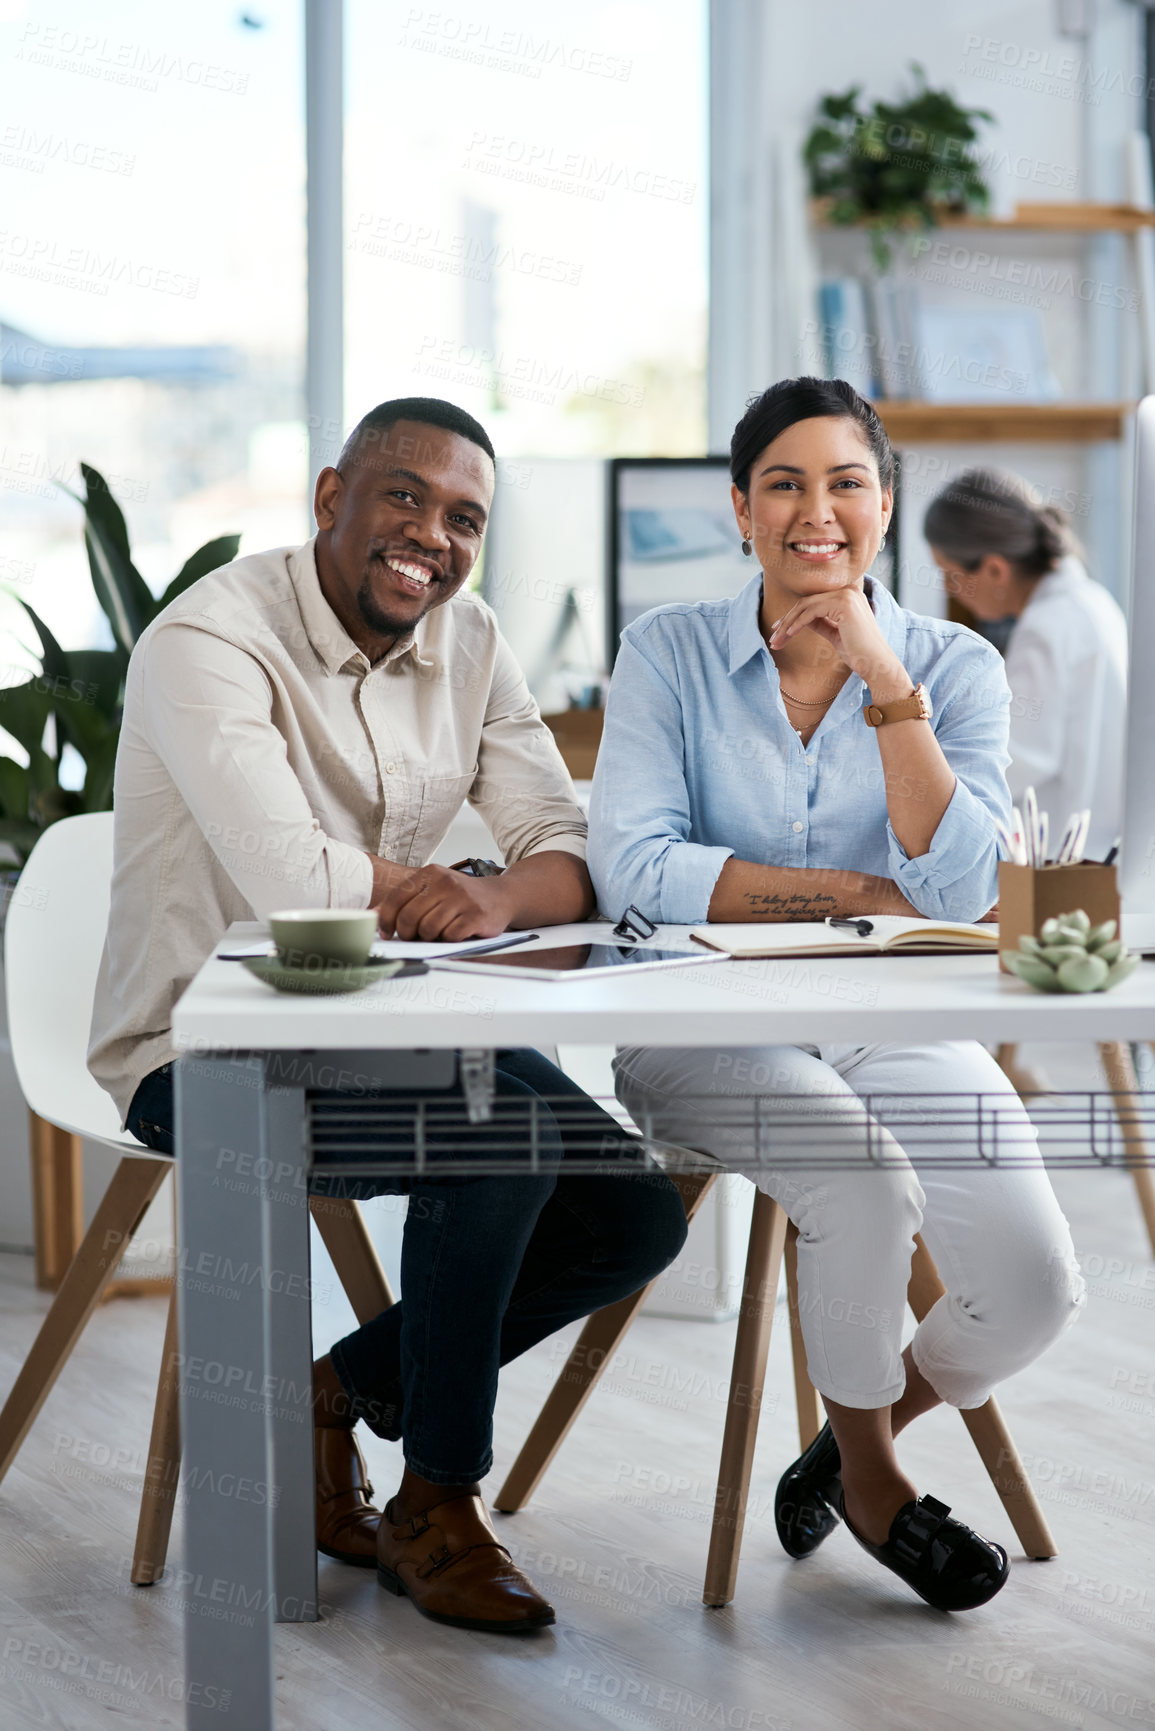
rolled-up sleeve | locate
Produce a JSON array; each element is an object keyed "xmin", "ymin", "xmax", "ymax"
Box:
[
  {"xmin": 886, "ymin": 637, "xmax": 1012, "ymax": 921},
  {"xmin": 589, "ymin": 631, "xmax": 733, "ymax": 922},
  {"xmin": 140, "ymin": 621, "xmax": 373, "ymax": 915},
  {"xmin": 469, "ymin": 633, "xmax": 587, "ymax": 864}
]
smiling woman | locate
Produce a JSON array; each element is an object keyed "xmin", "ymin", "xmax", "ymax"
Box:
[
  {"xmin": 587, "ymin": 374, "xmax": 1086, "ymax": 1617},
  {"xmin": 721, "ymin": 378, "xmax": 955, "ymax": 862}
]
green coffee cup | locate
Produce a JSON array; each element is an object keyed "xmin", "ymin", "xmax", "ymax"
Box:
[{"xmin": 268, "ymin": 908, "xmax": 377, "ymax": 970}]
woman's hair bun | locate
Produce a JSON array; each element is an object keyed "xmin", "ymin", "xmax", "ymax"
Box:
[{"xmin": 924, "ymin": 467, "xmax": 1075, "ymax": 577}]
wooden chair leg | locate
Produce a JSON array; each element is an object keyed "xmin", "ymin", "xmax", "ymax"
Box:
[
  {"xmin": 907, "ymin": 1234, "xmax": 1056, "ymax": 1558},
  {"xmin": 493, "ymin": 1170, "xmax": 718, "ymax": 1513},
  {"xmin": 0, "ymin": 1156, "xmax": 170, "ymax": 1484},
  {"xmin": 309, "ymin": 1195, "xmax": 395, "ymax": 1323},
  {"xmin": 131, "ymin": 1282, "xmax": 181, "ymax": 1585},
  {"xmin": 956, "ymin": 1401, "xmax": 1056, "ymax": 1559},
  {"xmin": 784, "ymin": 1221, "xmax": 823, "ymax": 1452},
  {"xmin": 1098, "ymin": 1042, "xmax": 1155, "ymax": 1258},
  {"xmin": 28, "ymin": 1110, "xmax": 83, "ymax": 1291},
  {"xmin": 703, "ymin": 1192, "xmax": 789, "ymax": 1608}
]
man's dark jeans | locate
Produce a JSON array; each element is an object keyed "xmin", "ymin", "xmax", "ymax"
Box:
[{"xmin": 127, "ymin": 1051, "xmax": 687, "ymax": 1484}]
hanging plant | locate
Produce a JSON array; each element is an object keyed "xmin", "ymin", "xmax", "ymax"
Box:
[{"xmin": 804, "ymin": 63, "xmax": 994, "ymax": 268}]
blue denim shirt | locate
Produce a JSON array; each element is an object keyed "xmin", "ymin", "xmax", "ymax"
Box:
[{"xmin": 588, "ymin": 572, "xmax": 1012, "ymax": 925}]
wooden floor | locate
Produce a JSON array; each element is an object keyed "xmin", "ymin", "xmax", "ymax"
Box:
[{"xmin": 2, "ymin": 1043, "xmax": 1153, "ymax": 1731}]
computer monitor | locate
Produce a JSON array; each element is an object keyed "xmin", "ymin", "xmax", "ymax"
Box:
[{"xmin": 1120, "ymin": 396, "xmax": 1155, "ymax": 946}]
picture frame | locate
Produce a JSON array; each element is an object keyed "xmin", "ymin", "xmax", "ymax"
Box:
[{"xmin": 607, "ymin": 457, "xmax": 746, "ymax": 667}]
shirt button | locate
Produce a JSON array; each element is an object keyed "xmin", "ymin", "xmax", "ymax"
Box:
[
  {"xmin": 792, "ymin": 821, "xmax": 804, "ymax": 833},
  {"xmin": 385, "ymin": 762, "xmax": 396, "ymax": 775}
]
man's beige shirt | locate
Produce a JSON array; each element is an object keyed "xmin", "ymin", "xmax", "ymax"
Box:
[{"xmin": 88, "ymin": 539, "xmax": 587, "ymax": 1124}]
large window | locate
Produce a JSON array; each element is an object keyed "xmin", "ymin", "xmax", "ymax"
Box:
[
  {"xmin": 0, "ymin": 0, "xmax": 306, "ymax": 669},
  {"xmin": 345, "ymin": 0, "xmax": 707, "ymax": 459},
  {"xmin": 0, "ymin": 0, "xmax": 708, "ymax": 762}
]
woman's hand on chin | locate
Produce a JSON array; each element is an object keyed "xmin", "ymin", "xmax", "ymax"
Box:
[{"xmin": 768, "ymin": 586, "xmax": 909, "ymax": 695}]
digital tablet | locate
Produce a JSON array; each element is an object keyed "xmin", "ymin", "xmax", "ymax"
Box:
[{"xmin": 428, "ymin": 943, "xmax": 728, "ymax": 981}]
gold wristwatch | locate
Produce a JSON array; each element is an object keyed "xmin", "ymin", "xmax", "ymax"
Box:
[{"xmin": 862, "ymin": 683, "xmax": 932, "ymax": 727}]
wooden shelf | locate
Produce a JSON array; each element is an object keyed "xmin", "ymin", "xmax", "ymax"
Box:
[
  {"xmin": 813, "ymin": 200, "xmax": 1155, "ymax": 234},
  {"xmin": 877, "ymin": 402, "xmax": 1133, "ymax": 443},
  {"xmin": 989, "ymin": 203, "xmax": 1155, "ymax": 233}
]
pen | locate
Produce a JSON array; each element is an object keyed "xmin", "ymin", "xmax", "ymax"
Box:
[
  {"xmin": 827, "ymin": 917, "xmax": 874, "ymax": 937},
  {"xmin": 1069, "ymin": 809, "xmax": 1091, "ymax": 865},
  {"xmin": 1059, "ymin": 810, "xmax": 1087, "ymax": 865},
  {"xmin": 438, "ymin": 932, "xmax": 541, "ymax": 959},
  {"xmin": 995, "ymin": 819, "xmax": 1023, "ymax": 864},
  {"xmin": 1103, "ymin": 838, "xmax": 1120, "ymax": 867},
  {"xmin": 1024, "ymin": 787, "xmax": 1040, "ymax": 868},
  {"xmin": 1010, "ymin": 805, "xmax": 1027, "ymax": 866}
]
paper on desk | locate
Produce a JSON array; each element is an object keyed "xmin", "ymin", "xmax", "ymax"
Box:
[
  {"xmin": 216, "ymin": 933, "xmax": 542, "ymax": 962},
  {"xmin": 372, "ymin": 935, "xmax": 539, "ymax": 959}
]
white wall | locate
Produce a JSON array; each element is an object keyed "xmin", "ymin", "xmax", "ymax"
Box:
[
  {"xmin": 709, "ymin": 0, "xmax": 1146, "ymax": 606},
  {"xmin": 482, "ymin": 457, "xmax": 608, "ymax": 703}
]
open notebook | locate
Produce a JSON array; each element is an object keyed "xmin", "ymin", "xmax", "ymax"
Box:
[{"xmin": 689, "ymin": 915, "xmax": 998, "ymax": 959}]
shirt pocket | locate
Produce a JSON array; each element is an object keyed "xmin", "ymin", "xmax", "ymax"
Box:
[{"xmin": 409, "ymin": 769, "xmax": 478, "ymax": 865}]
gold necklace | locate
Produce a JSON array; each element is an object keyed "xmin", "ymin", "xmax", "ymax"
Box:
[{"xmin": 778, "ymin": 686, "xmax": 838, "ymax": 708}]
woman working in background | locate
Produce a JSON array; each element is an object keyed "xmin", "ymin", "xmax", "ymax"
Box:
[
  {"xmin": 588, "ymin": 377, "xmax": 1084, "ymax": 1615},
  {"xmin": 925, "ymin": 468, "xmax": 1128, "ymax": 864}
]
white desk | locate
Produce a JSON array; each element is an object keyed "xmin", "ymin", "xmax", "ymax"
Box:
[{"xmin": 171, "ymin": 924, "xmax": 1155, "ymax": 1729}]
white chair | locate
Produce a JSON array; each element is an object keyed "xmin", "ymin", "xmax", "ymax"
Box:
[
  {"xmin": 6, "ymin": 811, "xmax": 145, "ymax": 1288},
  {"xmin": 0, "ymin": 813, "xmax": 394, "ymax": 1584}
]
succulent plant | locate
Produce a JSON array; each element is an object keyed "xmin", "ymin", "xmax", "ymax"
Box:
[{"xmin": 1002, "ymin": 910, "xmax": 1139, "ymax": 993}]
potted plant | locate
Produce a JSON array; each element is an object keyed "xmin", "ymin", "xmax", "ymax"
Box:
[
  {"xmin": 804, "ymin": 63, "xmax": 993, "ymax": 268},
  {"xmin": 0, "ymin": 463, "xmax": 239, "ymax": 869}
]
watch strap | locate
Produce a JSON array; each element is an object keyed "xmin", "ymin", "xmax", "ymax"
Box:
[
  {"xmin": 450, "ymin": 857, "xmax": 505, "ymax": 878},
  {"xmin": 863, "ymin": 684, "xmax": 930, "ymax": 727}
]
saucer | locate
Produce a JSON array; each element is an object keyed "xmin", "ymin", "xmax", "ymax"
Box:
[{"xmin": 241, "ymin": 956, "xmax": 421, "ymax": 995}]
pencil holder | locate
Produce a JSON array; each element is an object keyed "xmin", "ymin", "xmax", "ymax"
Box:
[{"xmin": 997, "ymin": 862, "xmax": 1119, "ymax": 974}]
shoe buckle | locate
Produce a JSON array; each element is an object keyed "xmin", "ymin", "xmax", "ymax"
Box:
[
  {"xmin": 416, "ymin": 1543, "xmax": 453, "ymax": 1580},
  {"xmin": 893, "ymin": 1536, "xmax": 921, "ymax": 1566},
  {"xmin": 399, "ymin": 1511, "xmax": 431, "ymax": 1540},
  {"xmin": 893, "ymin": 1495, "xmax": 951, "ymax": 1566}
]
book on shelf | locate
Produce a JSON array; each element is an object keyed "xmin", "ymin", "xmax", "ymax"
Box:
[
  {"xmin": 817, "ymin": 278, "xmax": 876, "ymax": 399},
  {"xmin": 688, "ymin": 915, "xmax": 998, "ymax": 959},
  {"xmin": 815, "ymin": 276, "xmax": 1060, "ymax": 405},
  {"xmin": 866, "ymin": 277, "xmax": 923, "ymax": 398}
]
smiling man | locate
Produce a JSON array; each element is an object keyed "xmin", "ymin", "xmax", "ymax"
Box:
[{"xmin": 89, "ymin": 397, "xmax": 687, "ymax": 1635}]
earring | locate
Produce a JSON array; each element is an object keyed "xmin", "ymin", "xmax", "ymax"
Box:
[
  {"xmin": 878, "ymin": 532, "xmax": 887, "ymax": 552},
  {"xmin": 741, "ymin": 537, "xmax": 752, "ymax": 557}
]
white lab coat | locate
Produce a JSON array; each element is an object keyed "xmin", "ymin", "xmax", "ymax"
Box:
[{"xmin": 1003, "ymin": 555, "xmax": 1128, "ymax": 861}]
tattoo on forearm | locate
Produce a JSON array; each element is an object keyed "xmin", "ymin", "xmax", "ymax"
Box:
[{"xmin": 742, "ymin": 891, "xmax": 839, "ymax": 921}]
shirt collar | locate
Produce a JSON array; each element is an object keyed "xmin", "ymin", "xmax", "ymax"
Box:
[
  {"xmin": 727, "ymin": 571, "xmax": 771, "ymax": 673},
  {"xmin": 726, "ymin": 568, "xmax": 907, "ymax": 675},
  {"xmin": 286, "ymin": 538, "xmax": 436, "ymax": 676},
  {"xmin": 1022, "ymin": 554, "xmax": 1083, "ymax": 612}
]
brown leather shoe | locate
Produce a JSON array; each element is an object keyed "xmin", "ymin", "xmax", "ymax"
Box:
[
  {"xmin": 376, "ymin": 1494, "xmax": 556, "ymax": 1632},
  {"xmin": 315, "ymin": 1426, "xmax": 381, "ymax": 1567}
]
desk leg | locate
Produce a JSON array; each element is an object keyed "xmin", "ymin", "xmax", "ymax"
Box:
[
  {"xmin": 1098, "ymin": 1043, "xmax": 1155, "ymax": 1258},
  {"xmin": 261, "ymin": 1083, "xmax": 318, "ymax": 1623},
  {"xmin": 177, "ymin": 1056, "xmax": 276, "ymax": 1731}
]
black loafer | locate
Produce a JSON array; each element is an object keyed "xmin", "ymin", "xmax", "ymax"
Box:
[
  {"xmin": 775, "ymin": 1421, "xmax": 843, "ymax": 1558},
  {"xmin": 840, "ymin": 1491, "xmax": 1009, "ymax": 1611}
]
